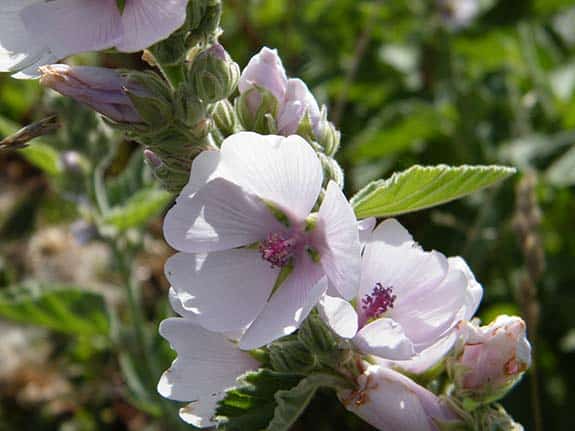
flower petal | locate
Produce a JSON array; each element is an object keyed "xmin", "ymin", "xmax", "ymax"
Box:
[
  {"xmin": 317, "ymin": 295, "xmax": 358, "ymax": 339},
  {"xmin": 174, "ymin": 150, "xmax": 223, "ymax": 203},
  {"xmin": 359, "ymin": 221, "xmax": 447, "ymax": 307},
  {"xmin": 357, "ymin": 217, "xmax": 376, "ymax": 248},
  {"xmin": 448, "ymin": 256, "xmax": 482, "ymax": 320},
  {"xmin": 21, "ymin": 0, "xmax": 121, "ymax": 59},
  {"xmin": 383, "ymin": 331, "xmax": 459, "ymax": 375},
  {"xmin": 218, "ymin": 132, "xmax": 323, "ymax": 220},
  {"xmin": 0, "ymin": 0, "xmax": 50, "ymax": 75},
  {"xmin": 164, "ymin": 177, "xmax": 283, "ymax": 253},
  {"xmin": 341, "ymin": 365, "xmax": 459, "ymax": 431},
  {"xmin": 239, "ymin": 261, "xmax": 326, "ymax": 349},
  {"xmin": 158, "ymin": 318, "xmax": 258, "ymax": 403},
  {"xmin": 395, "ymin": 265, "xmax": 468, "ymax": 350},
  {"xmin": 166, "ymin": 250, "xmax": 278, "ymax": 332},
  {"xmin": 354, "ymin": 318, "xmax": 416, "ymax": 360},
  {"xmin": 179, "ymin": 396, "xmax": 220, "ymax": 428},
  {"xmin": 316, "ymin": 181, "xmax": 361, "ymax": 299},
  {"xmin": 117, "ymin": 0, "xmax": 188, "ymax": 52},
  {"xmin": 369, "ymin": 218, "xmax": 414, "ymax": 246}
]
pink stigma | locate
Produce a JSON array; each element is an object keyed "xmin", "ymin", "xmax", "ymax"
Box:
[
  {"xmin": 361, "ymin": 283, "xmax": 396, "ymax": 321},
  {"xmin": 260, "ymin": 232, "xmax": 296, "ymax": 268}
]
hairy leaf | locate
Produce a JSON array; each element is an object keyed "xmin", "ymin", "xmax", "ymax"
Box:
[
  {"xmin": 216, "ymin": 370, "xmax": 301, "ymax": 431},
  {"xmin": 103, "ymin": 188, "xmax": 172, "ymax": 231},
  {"xmin": 351, "ymin": 165, "xmax": 515, "ymax": 219}
]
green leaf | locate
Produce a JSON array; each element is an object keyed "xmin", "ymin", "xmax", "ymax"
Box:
[
  {"xmin": 0, "ymin": 284, "xmax": 110, "ymax": 336},
  {"xmin": 103, "ymin": 188, "xmax": 172, "ymax": 231},
  {"xmin": 351, "ymin": 165, "xmax": 516, "ymax": 219},
  {"xmin": 216, "ymin": 370, "xmax": 301, "ymax": 431},
  {"xmin": 106, "ymin": 151, "xmax": 151, "ymax": 207},
  {"xmin": 266, "ymin": 374, "xmax": 349, "ymax": 431},
  {"xmin": 19, "ymin": 143, "xmax": 63, "ymax": 176}
]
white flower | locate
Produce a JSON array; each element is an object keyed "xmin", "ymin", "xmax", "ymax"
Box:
[
  {"xmin": 0, "ymin": 0, "xmax": 189, "ymax": 78},
  {"xmin": 319, "ymin": 218, "xmax": 482, "ymax": 370},
  {"xmin": 163, "ymin": 132, "xmax": 361, "ymax": 349}
]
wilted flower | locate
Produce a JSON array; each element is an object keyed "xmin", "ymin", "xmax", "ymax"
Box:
[
  {"xmin": 0, "ymin": 0, "xmax": 189, "ymax": 78},
  {"xmin": 163, "ymin": 131, "xmax": 361, "ymax": 349},
  {"xmin": 339, "ymin": 364, "xmax": 463, "ymax": 431},
  {"xmin": 237, "ymin": 47, "xmax": 322, "ymax": 137},
  {"xmin": 319, "ymin": 218, "xmax": 482, "ymax": 364},
  {"xmin": 158, "ymin": 316, "xmax": 259, "ymax": 427},
  {"xmin": 40, "ymin": 64, "xmax": 142, "ymax": 123},
  {"xmin": 449, "ymin": 315, "xmax": 531, "ymax": 405}
]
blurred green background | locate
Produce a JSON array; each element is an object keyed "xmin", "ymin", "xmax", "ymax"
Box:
[{"xmin": 1, "ymin": 0, "xmax": 574, "ymax": 429}]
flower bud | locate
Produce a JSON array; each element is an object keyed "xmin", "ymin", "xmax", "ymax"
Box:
[
  {"xmin": 316, "ymin": 118, "xmax": 341, "ymax": 156},
  {"xmin": 238, "ymin": 47, "xmax": 287, "ymax": 116},
  {"xmin": 339, "ymin": 365, "xmax": 463, "ymax": 431},
  {"xmin": 449, "ymin": 316, "xmax": 531, "ymax": 406},
  {"xmin": 188, "ymin": 43, "xmax": 240, "ymax": 103},
  {"xmin": 40, "ymin": 65, "xmax": 142, "ymax": 124},
  {"xmin": 210, "ymin": 99, "xmax": 241, "ymax": 137},
  {"xmin": 318, "ymin": 153, "xmax": 344, "ymax": 189},
  {"xmin": 277, "ymin": 78, "xmax": 321, "ymax": 136},
  {"xmin": 122, "ymin": 70, "xmax": 175, "ymax": 129}
]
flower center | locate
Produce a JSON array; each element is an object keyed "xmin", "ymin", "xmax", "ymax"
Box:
[
  {"xmin": 260, "ymin": 232, "xmax": 297, "ymax": 268},
  {"xmin": 361, "ymin": 283, "xmax": 396, "ymax": 321}
]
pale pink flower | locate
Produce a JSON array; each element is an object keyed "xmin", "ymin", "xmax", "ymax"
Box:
[
  {"xmin": 1, "ymin": 0, "xmax": 189, "ymax": 78},
  {"xmin": 238, "ymin": 47, "xmax": 321, "ymax": 136},
  {"xmin": 163, "ymin": 132, "xmax": 361, "ymax": 350},
  {"xmin": 158, "ymin": 317, "xmax": 259, "ymax": 428},
  {"xmin": 339, "ymin": 364, "xmax": 462, "ymax": 431},
  {"xmin": 450, "ymin": 315, "xmax": 531, "ymax": 404},
  {"xmin": 319, "ymin": 218, "xmax": 482, "ymax": 364}
]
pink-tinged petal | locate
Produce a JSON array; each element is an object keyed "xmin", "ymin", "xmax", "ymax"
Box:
[
  {"xmin": 238, "ymin": 47, "xmax": 287, "ymax": 102},
  {"xmin": 276, "ymin": 100, "xmax": 305, "ymax": 136},
  {"xmin": 165, "ymin": 250, "xmax": 278, "ymax": 333},
  {"xmin": 168, "ymin": 287, "xmax": 200, "ymax": 323},
  {"xmin": 359, "ymin": 243, "xmax": 448, "ymax": 310},
  {"xmin": 179, "ymin": 396, "xmax": 220, "ymax": 428},
  {"xmin": 357, "ymin": 217, "xmax": 376, "ymax": 248},
  {"xmin": 369, "ymin": 218, "xmax": 414, "ymax": 246},
  {"xmin": 239, "ymin": 261, "xmax": 326, "ymax": 350},
  {"xmin": 158, "ymin": 318, "xmax": 259, "ymax": 403},
  {"xmin": 276, "ymin": 79, "xmax": 321, "ymax": 135},
  {"xmin": 11, "ymin": 50, "xmax": 58, "ymax": 79},
  {"xmin": 384, "ymin": 331, "xmax": 459, "ymax": 375},
  {"xmin": 316, "ymin": 181, "xmax": 362, "ymax": 299},
  {"xmin": 174, "ymin": 150, "xmax": 223, "ymax": 203},
  {"xmin": 164, "ymin": 178, "xmax": 283, "ymax": 253},
  {"xmin": 448, "ymin": 257, "xmax": 483, "ymax": 320},
  {"xmin": 117, "ymin": 0, "xmax": 188, "ymax": 52},
  {"xmin": 340, "ymin": 365, "xmax": 460, "ymax": 431},
  {"xmin": 218, "ymin": 132, "xmax": 323, "ymax": 220},
  {"xmin": 318, "ymin": 295, "xmax": 358, "ymax": 339},
  {"xmin": 0, "ymin": 0, "xmax": 50, "ymax": 75},
  {"xmin": 21, "ymin": 0, "xmax": 121, "ymax": 59},
  {"xmin": 395, "ymin": 267, "xmax": 468, "ymax": 350},
  {"xmin": 354, "ymin": 318, "xmax": 416, "ymax": 360}
]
